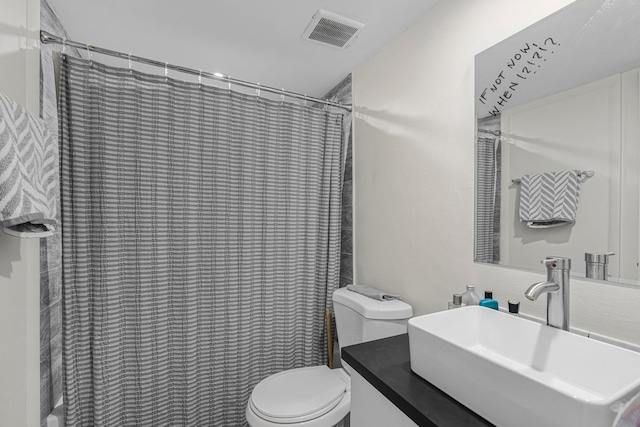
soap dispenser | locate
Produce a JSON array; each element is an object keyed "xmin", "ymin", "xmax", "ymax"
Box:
[{"xmin": 461, "ymin": 285, "xmax": 481, "ymax": 306}]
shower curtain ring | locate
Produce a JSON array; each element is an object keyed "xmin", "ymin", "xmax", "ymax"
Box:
[
  {"xmin": 198, "ymin": 69, "xmax": 203, "ymax": 85},
  {"xmin": 128, "ymin": 53, "xmax": 132, "ymax": 70},
  {"xmin": 165, "ymin": 62, "xmax": 169, "ymax": 79},
  {"xmin": 256, "ymin": 83, "xmax": 261, "ymax": 98},
  {"xmin": 227, "ymin": 76, "xmax": 231, "ymax": 91},
  {"xmin": 62, "ymin": 38, "xmax": 67, "ymax": 55},
  {"xmin": 86, "ymin": 44, "xmax": 92, "ymax": 61},
  {"xmin": 304, "ymin": 95, "xmax": 307, "ymax": 107},
  {"xmin": 281, "ymin": 89, "xmax": 285, "ymax": 102}
]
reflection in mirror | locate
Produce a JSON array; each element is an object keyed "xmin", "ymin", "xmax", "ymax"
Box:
[{"xmin": 474, "ymin": 0, "xmax": 640, "ymax": 284}]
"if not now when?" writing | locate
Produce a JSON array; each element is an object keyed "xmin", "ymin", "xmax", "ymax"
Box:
[{"xmin": 479, "ymin": 37, "xmax": 560, "ymax": 117}]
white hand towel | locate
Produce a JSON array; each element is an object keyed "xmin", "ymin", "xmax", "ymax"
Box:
[
  {"xmin": 519, "ymin": 170, "xmax": 580, "ymax": 228},
  {"xmin": 0, "ymin": 93, "xmax": 57, "ymax": 237}
]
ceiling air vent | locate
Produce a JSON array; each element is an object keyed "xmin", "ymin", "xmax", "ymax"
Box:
[{"xmin": 302, "ymin": 9, "xmax": 365, "ymax": 49}]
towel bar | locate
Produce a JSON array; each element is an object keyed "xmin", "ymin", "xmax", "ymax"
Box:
[{"xmin": 512, "ymin": 170, "xmax": 594, "ymax": 185}]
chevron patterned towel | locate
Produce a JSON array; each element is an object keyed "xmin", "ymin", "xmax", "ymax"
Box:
[
  {"xmin": 0, "ymin": 93, "xmax": 57, "ymax": 237},
  {"xmin": 519, "ymin": 170, "xmax": 580, "ymax": 228}
]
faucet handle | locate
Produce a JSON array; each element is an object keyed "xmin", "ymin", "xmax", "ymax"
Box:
[{"xmin": 541, "ymin": 256, "xmax": 571, "ymax": 270}]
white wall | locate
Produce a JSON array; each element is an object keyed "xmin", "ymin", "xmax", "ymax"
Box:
[
  {"xmin": 0, "ymin": 0, "xmax": 42, "ymax": 425},
  {"xmin": 353, "ymin": 0, "xmax": 640, "ymax": 348}
]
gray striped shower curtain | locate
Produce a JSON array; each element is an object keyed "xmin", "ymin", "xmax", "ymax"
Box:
[
  {"xmin": 59, "ymin": 55, "xmax": 345, "ymax": 426},
  {"xmin": 475, "ymin": 114, "xmax": 502, "ymax": 264}
]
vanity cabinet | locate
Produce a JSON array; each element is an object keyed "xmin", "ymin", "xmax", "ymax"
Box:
[
  {"xmin": 350, "ymin": 369, "xmax": 417, "ymax": 427},
  {"xmin": 342, "ymin": 334, "xmax": 494, "ymax": 427}
]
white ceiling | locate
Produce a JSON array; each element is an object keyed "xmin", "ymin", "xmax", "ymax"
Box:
[{"xmin": 47, "ymin": 0, "xmax": 441, "ymax": 98}]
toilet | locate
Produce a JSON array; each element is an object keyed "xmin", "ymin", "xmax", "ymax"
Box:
[{"xmin": 246, "ymin": 287, "xmax": 413, "ymax": 427}]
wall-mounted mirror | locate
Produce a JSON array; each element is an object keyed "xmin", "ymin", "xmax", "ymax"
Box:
[{"xmin": 474, "ymin": 0, "xmax": 640, "ymax": 284}]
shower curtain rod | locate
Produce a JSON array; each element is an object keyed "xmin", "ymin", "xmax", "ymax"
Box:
[{"xmin": 40, "ymin": 31, "xmax": 352, "ymax": 112}]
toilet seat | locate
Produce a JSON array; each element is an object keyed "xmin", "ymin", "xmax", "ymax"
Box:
[{"xmin": 247, "ymin": 366, "xmax": 350, "ymax": 426}]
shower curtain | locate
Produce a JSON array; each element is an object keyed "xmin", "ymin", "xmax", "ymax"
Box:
[
  {"xmin": 475, "ymin": 114, "xmax": 502, "ymax": 264},
  {"xmin": 59, "ymin": 55, "xmax": 345, "ymax": 426}
]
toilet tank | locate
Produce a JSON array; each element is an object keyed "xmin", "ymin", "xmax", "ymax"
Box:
[{"xmin": 332, "ymin": 287, "xmax": 413, "ymax": 349}]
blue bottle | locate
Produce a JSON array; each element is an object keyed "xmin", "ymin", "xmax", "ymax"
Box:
[{"xmin": 479, "ymin": 291, "xmax": 498, "ymax": 310}]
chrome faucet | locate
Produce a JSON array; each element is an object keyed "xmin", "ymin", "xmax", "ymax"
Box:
[{"xmin": 525, "ymin": 257, "xmax": 570, "ymax": 331}]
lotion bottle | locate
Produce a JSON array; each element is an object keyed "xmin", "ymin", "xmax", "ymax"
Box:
[{"xmin": 461, "ymin": 285, "xmax": 481, "ymax": 306}]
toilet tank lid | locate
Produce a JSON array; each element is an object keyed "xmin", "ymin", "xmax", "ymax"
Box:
[{"xmin": 332, "ymin": 287, "xmax": 413, "ymax": 320}]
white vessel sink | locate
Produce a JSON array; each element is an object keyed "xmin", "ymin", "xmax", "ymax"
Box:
[{"xmin": 408, "ymin": 306, "xmax": 640, "ymax": 427}]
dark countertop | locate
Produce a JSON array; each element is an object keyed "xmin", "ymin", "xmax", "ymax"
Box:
[{"xmin": 342, "ymin": 333, "xmax": 494, "ymax": 427}]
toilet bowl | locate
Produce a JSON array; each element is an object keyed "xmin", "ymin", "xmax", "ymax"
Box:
[
  {"xmin": 246, "ymin": 287, "xmax": 413, "ymax": 427},
  {"xmin": 246, "ymin": 366, "xmax": 350, "ymax": 427}
]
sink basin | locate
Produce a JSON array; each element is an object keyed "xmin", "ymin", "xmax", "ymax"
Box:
[{"xmin": 408, "ymin": 306, "xmax": 640, "ymax": 427}]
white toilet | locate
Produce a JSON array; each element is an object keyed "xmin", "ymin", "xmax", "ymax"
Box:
[{"xmin": 246, "ymin": 287, "xmax": 413, "ymax": 427}]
